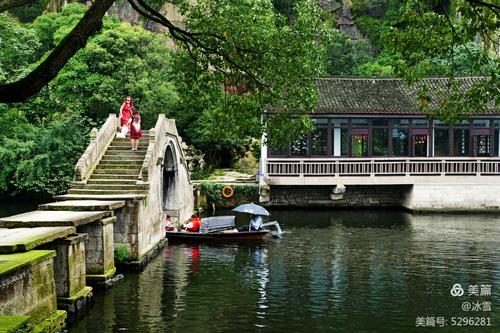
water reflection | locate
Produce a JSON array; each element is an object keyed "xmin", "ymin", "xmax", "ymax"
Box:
[{"xmin": 71, "ymin": 210, "xmax": 500, "ymax": 333}]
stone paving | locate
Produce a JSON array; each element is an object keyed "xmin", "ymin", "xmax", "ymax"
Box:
[
  {"xmin": 0, "ymin": 210, "xmax": 111, "ymax": 228},
  {"xmin": 0, "ymin": 227, "xmax": 75, "ymax": 253},
  {"xmin": 39, "ymin": 200, "xmax": 125, "ymax": 211}
]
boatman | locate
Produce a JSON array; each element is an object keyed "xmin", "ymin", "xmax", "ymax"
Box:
[
  {"xmin": 249, "ymin": 215, "xmax": 263, "ymax": 231},
  {"xmin": 237, "ymin": 214, "xmax": 263, "ymax": 232}
]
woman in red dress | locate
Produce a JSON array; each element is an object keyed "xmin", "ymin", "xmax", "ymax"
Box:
[
  {"xmin": 129, "ymin": 107, "xmax": 142, "ymax": 151},
  {"xmin": 119, "ymin": 96, "xmax": 133, "ymax": 133}
]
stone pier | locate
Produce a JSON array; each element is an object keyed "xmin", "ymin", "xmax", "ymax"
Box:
[
  {"xmin": 0, "ymin": 226, "xmax": 92, "ymax": 326},
  {"xmin": 0, "ymin": 250, "xmax": 67, "ymax": 332},
  {"xmin": 0, "ymin": 209, "xmax": 117, "ymax": 287}
]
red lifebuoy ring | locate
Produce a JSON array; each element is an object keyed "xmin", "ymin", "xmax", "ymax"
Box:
[{"xmin": 221, "ymin": 185, "xmax": 234, "ymax": 198}]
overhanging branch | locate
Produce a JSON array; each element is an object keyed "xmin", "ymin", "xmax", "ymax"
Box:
[
  {"xmin": 128, "ymin": 0, "xmax": 267, "ymax": 88},
  {"xmin": 0, "ymin": 0, "xmax": 115, "ymax": 103}
]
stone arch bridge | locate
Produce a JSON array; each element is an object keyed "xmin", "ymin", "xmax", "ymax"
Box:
[{"xmin": 62, "ymin": 113, "xmax": 194, "ymax": 259}]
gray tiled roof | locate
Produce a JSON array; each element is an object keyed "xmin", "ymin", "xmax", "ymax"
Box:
[{"xmin": 316, "ymin": 76, "xmax": 498, "ymax": 114}]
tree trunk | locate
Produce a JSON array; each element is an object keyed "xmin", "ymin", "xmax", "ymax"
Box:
[{"xmin": 0, "ymin": 0, "xmax": 116, "ymax": 103}]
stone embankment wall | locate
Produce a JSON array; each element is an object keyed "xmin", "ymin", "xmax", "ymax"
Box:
[
  {"xmin": 266, "ymin": 185, "xmax": 411, "ymax": 208},
  {"xmin": 264, "ymin": 184, "xmax": 500, "ymax": 212},
  {"xmin": 404, "ymin": 184, "xmax": 500, "ymax": 212}
]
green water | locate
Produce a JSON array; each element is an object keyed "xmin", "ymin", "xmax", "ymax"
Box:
[
  {"xmin": 0, "ymin": 201, "xmax": 38, "ymax": 218},
  {"xmin": 68, "ymin": 209, "xmax": 500, "ymax": 333}
]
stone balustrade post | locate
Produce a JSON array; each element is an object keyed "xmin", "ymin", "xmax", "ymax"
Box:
[{"xmin": 90, "ymin": 128, "xmax": 98, "ymax": 142}]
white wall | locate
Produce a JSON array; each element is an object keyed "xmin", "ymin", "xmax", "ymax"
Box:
[{"xmin": 404, "ymin": 184, "xmax": 500, "ymax": 212}]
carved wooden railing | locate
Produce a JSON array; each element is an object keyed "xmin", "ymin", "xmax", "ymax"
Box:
[
  {"xmin": 266, "ymin": 157, "xmax": 500, "ymax": 177},
  {"xmin": 74, "ymin": 114, "xmax": 118, "ymax": 182},
  {"xmin": 138, "ymin": 114, "xmax": 190, "ymax": 184}
]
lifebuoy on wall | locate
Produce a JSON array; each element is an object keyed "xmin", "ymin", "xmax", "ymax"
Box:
[{"xmin": 221, "ymin": 185, "xmax": 234, "ymax": 199}]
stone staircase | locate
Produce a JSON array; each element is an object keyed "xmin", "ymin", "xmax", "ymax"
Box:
[{"xmin": 68, "ymin": 131, "xmax": 150, "ymax": 196}]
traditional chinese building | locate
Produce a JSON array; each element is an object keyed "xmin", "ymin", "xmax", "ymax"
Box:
[{"xmin": 259, "ymin": 77, "xmax": 500, "ymax": 211}]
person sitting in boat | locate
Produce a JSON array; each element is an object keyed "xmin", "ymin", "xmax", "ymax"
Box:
[
  {"xmin": 164, "ymin": 214, "xmax": 176, "ymax": 231},
  {"xmin": 237, "ymin": 214, "xmax": 263, "ymax": 232},
  {"xmin": 183, "ymin": 215, "xmax": 201, "ymax": 232}
]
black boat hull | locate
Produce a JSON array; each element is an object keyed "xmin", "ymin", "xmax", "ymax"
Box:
[{"xmin": 165, "ymin": 230, "xmax": 269, "ymax": 243}]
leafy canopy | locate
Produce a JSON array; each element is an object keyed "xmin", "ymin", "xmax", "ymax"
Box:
[
  {"xmin": 381, "ymin": 0, "xmax": 500, "ymax": 121},
  {"xmin": 171, "ymin": 0, "xmax": 331, "ymax": 149}
]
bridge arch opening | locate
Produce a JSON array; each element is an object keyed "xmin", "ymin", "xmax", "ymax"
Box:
[{"xmin": 162, "ymin": 143, "xmax": 179, "ymax": 213}]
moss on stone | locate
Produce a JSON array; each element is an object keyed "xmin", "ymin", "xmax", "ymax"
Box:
[
  {"xmin": 86, "ymin": 266, "xmax": 116, "ymax": 282},
  {"xmin": 0, "ymin": 316, "xmax": 30, "ymax": 333},
  {"xmin": 57, "ymin": 286, "xmax": 92, "ymax": 304},
  {"xmin": 0, "ymin": 250, "xmax": 55, "ymax": 277},
  {"xmin": 29, "ymin": 310, "xmax": 66, "ymax": 333},
  {"xmin": 0, "ymin": 227, "xmax": 75, "ymax": 254},
  {"xmin": 0, "ymin": 311, "xmax": 65, "ymax": 333}
]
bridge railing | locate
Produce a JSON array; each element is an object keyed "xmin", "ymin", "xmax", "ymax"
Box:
[
  {"xmin": 138, "ymin": 114, "xmax": 165, "ymax": 183},
  {"xmin": 266, "ymin": 157, "xmax": 500, "ymax": 177},
  {"xmin": 74, "ymin": 114, "xmax": 118, "ymax": 182},
  {"xmin": 138, "ymin": 115, "xmax": 190, "ymax": 184}
]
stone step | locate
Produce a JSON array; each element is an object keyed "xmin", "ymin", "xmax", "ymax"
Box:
[
  {"xmin": 98, "ymin": 161, "xmax": 144, "ymax": 167},
  {"xmin": 87, "ymin": 179, "xmax": 137, "ymax": 185},
  {"xmin": 106, "ymin": 146, "xmax": 148, "ymax": 152},
  {"xmin": 93, "ymin": 168, "xmax": 140, "ymax": 175},
  {"xmin": 108, "ymin": 142, "xmax": 149, "ymax": 146},
  {"xmin": 100, "ymin": 156, "xmax": 145, "ymax": 162},
  {"xmin": 39, "ymin": 200, "xmax": 126, "ymax": 211},
  {"xmin": 89, "ymin": 174, "xmax": 139, "ymax": 180},
  {"xmin": 96, "ymin": 163, "xmax": 142, "ymax": 169},
  {"xmin": 54, "ymin": 193, "xmax": 147, "ymax": 201},
  {"xmin": 104, "ymin": 151, "xmax": 148, "ymax": 156},
  {"xmin": 71, "ymin": 184, "xmax": 148, "ymax": 190},
  {"xmin": 112, "ymin": 138, "xmax": 150, "ymax": 143},
  {"xmin": 0, "ymin": 210, "xmax": 112, "ymax": 227},
  {"xmin": 68, "ymin": 189, "xmax": 149, "ymax": 195}
]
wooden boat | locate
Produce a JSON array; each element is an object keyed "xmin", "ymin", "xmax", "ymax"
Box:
[
  {"xmin": 165, "ymin": 215, "xmax": 282, "ymax": 243},
  {"xmin": 165, "ymin": 230, "xmax": 270, "ymax": 243}
]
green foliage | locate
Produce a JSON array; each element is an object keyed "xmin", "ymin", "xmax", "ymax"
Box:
[
  {"xmin": 272, "ymin": 0, "xmax": 299, "ymax": 16},
  {"xmin": 201, "ymin": 182, "xmax": 259, "ymax": 203},
  {"xmin": 381, "ymin": 1, "xmax": 500, "ymax": 121},
  {"xmin": 114, "ymin": 244, "xmax": 131, "ymax": 265},
  {"xmin": 325, "ymin": 32, "xmax": 373, "ymax": 75},
  {"xmin": 28, "ymin": 4, "xmax": 179, "ymax": 127},
  {"xmin": 355, "ymin": 16, "xmax": 389, "ymax": 49},
  {"xmin": 0, "ymin": 111, "xmax": 91, "ymax": 195},
  {"xmin": 171, "ymin": 0, "xmax": 331, "ymax": 155},
  {"xmin": 8, "ymin": 0, "xmax": 47, "ymax": 23},
  {"xmin": 352, "ymin": 51, "xmax": 394, "ymax": 76},
  {"xmin": 0, "ymin": 14, "xmax": 41, "ymax": 83},
  {"xmin": 346, "ymin": 0, "xmax": 499, "ymax": 120}
]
